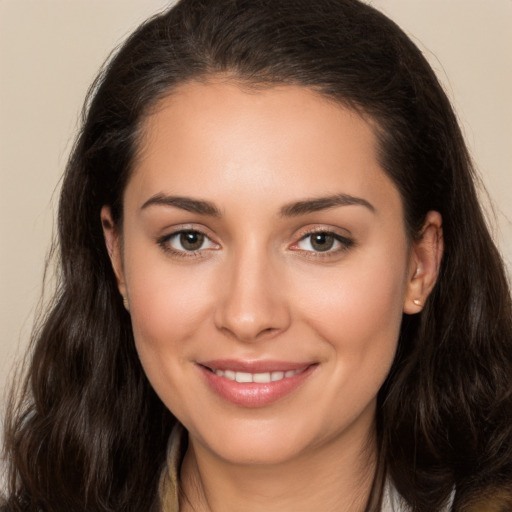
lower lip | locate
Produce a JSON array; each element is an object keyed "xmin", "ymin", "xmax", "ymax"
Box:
[{"xmin": 199, "ymin": 364, "xmax": 317, "ymax": 408}]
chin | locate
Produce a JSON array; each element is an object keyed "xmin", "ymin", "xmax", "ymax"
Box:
[{"xmin": 186, "ymin": 410, "xmax": 365, "ymax": 467}]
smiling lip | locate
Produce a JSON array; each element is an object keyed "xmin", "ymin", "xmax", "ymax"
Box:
[{"xmin": 198, "ymin": 359, "xmax": 317, "ymax": 407}]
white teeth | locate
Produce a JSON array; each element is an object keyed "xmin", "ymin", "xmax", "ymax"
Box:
[
  {"xmin": 214, "ymin": 368, "xmax": 303, "ymax": 382},
  {"xmin": 224, "ymin": 370, "xmax": 236, "ymax": 380},
  {"xmin": 235, "ymin": 372, "xmax": 252, "ymax": 383},
  {"xmin": 253, "ymin": 372, "xmax": 271, "ymax": 383}
]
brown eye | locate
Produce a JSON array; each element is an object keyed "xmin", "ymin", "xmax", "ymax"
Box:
[
  {"xmin": 158, "ymin": 229, "xmax": 219, "ymax": 256},
  {"xmin": 179, "ymin": 231, "xmax": 205, "ymax": 251},
  {"xmin": 295, "ymin": 230, "xmax": 354, "ymax": 254},
  {"xmin": 310, "ymin": 233, "xmax": 335, "ymax": 252}
]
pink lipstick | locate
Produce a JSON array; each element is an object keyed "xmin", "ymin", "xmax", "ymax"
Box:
[{"xmin": 198, "ymin": 359, "xmax": 317, "ymax": 407}]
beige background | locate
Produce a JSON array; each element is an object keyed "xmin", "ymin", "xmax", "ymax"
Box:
[{"xmin": 1, "ymin": 1, "xmax": 511, "ymax": 416}]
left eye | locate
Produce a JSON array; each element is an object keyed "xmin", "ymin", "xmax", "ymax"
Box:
[
  {"xmin": 296, "ymin": 232, "xmax": 351, "ymax": 252},
  {"xmin": 163, "ymin": 230, "xmax": 218, "ymax": 252}
]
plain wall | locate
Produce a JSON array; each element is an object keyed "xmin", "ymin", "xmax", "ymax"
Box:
[{"xmin": 1, "ymin": 0, "xmax": 511, "ymax": 420}]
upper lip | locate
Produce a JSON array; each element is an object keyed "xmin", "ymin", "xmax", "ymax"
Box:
[{"xmin": 199, "ymin": 359, "xmax": 315, "ymax": 373}]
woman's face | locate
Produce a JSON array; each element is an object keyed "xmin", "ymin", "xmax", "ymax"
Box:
[{"xmin": 103, "ymin": 82, "xmax": 441, "ymax": 466}]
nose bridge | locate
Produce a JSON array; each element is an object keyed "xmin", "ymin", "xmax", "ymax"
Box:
[{"xmin": 215, "ymin": 239, "xmax": 290, "ymax": 341}]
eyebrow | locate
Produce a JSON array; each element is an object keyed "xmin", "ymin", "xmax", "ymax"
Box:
[
  {"xmin": 280, "ymin": 193, "xmax": 375, "ymax": 217},
  {"xmin": 141, "ymin": 193, "xmax": 221, "ymax": 217},
  {"xmin": 140, "ymin": 192, "xmax": 374, "ymax": 217}
]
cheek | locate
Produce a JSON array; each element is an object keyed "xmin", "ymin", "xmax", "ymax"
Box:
[
  {"xmin": 293, "ymin": 257, "xmax": 407, "ymax": 430},
  {"xmin": 123, "ymin": 256, "xmax": 221, "ymax": 418},
  {"xmin": 124, "ymin": 250, "xmax": 216, "ymax": 364},
  {"xmin": 296, "ymin": 248, "xmax": 407, "ymax": 373}
]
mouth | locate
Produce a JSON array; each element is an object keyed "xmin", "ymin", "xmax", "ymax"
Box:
[
  {"xmin": 203, "ymin": 367, "xmax": 307, "ymax": 384},
  {"xmin": 197, "ymin": 360, "xmax": 317, "ymax": 407}
]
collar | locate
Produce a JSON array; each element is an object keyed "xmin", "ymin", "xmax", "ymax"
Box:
[{"xmin": 158, "ymin": 423, "xmax": 185, "ymax": 512}]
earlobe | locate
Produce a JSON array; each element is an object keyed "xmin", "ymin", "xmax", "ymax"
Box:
[
  {"xmin": 100, "ymin": 206, "xmax": 128, "ymax": 303},
  {"xmin": 403, "ymin": 211, "xmax": 444, "ymax": 314}
]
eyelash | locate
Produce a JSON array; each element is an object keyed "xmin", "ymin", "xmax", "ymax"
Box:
[
  {"xmin": 156, "ymin": 227, "xmax": 355, "ymax": 259},
  {"xmin": 292, "ymin": 229, "xmax": 355, "ymax": 257},
  {"xmin": 157, "ymin": 229, "xmax": 219, "ymax": 258}
]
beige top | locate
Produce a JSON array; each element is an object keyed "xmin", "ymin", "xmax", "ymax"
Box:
[
  {"xmin": 158, "ymin": 425, "xmax": 183, "ymax": 512},
  {"xmin": 158, "ymin": 424, "xmax": 453, "ymax": 512}
]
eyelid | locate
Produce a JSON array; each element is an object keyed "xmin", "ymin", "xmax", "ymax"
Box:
[
  {"xmin": 156, "ymin": 224, "xmax": 220, "ymax": 258},
  {"xmin": 289, "ymin": 225, "xmax": 355, "ymax": 255}
]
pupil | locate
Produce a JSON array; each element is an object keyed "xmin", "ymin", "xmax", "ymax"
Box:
[
  {"xmin": 180, "ymin": 231, "xmax": 204, "ymax": 250},
  {"xmin": 311, "ymin": 233, "xmax": 334, "ymax": 251}
]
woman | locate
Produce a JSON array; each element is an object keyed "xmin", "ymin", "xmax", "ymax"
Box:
[{"xmin": 2, "ymin": 0, "xmax": 511, "ymax": 511}]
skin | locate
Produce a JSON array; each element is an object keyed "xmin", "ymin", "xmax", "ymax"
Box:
[{"xmin": 102, "ymin": 82, "xmax": 443, "ymax": 512}]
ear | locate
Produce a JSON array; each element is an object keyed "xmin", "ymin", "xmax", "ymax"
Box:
[
  {"xmin": 101, "ymin": 206, "xmax": 128, "ymax": 307},
  {"xmin": 403, "ymin": 211, "xmax": 444, "ymax": 314}
]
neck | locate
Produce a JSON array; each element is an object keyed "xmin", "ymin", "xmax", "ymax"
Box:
[{"xmin": 180, "ymin": 420, "xmax": 378, "ymax": 512}]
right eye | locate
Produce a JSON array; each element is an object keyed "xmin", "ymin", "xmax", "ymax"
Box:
[{"xmin": 158, "ymin": 229, "xmax": 219, "ymax": 256}]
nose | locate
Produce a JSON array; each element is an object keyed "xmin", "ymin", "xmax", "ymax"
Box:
[{"xmin": 214, "ymin": 248, "xmax": 291, "ymax": 342}]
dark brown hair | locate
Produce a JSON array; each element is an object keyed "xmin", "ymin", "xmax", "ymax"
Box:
[{"xmin": 3, "ymin": 1, "xmax": 512, "ymax": 510}]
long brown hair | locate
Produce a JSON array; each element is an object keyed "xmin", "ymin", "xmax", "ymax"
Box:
[{"xmin": 3, "ymin": 1, "xmax": 512, "ymax": 510}]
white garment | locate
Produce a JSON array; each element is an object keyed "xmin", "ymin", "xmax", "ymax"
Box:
[
  {"xmin": 381, "ymin": 480, "xmax": 454, "ymax": 511},
  {"xmin": 381, "ymin": 481, "xmax": 410, "ymax": 512}
]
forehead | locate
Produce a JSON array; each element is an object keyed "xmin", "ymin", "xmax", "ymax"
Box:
[
  {"xmin": 128, "ymin": 81, "xmax": 401, "ymax": 216},
  {"xmin": 138, "ymin": 81, "xmax": 375, "ymax": 163}
]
